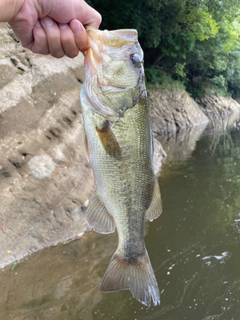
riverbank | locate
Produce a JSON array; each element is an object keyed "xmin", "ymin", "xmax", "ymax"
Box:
[{"xmin": 1, "ymin": 23, "xmax": 240, "ymax": 267}]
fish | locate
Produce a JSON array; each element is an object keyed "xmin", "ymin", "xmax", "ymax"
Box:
[{"xmin": 80, "ymin": 26, "xmax": 162, "ymax": 307}]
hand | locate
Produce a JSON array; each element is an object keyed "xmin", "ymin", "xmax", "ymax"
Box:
[{"xmin": 9, "ymin": 0, "xmax": 101, "ymax": 58}]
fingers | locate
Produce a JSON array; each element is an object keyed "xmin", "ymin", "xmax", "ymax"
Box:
[
  {"xmin": 41, "ymin": 17, "xmax": 65, "ymax": 58},
  {"xmin": 31, "ymin": 20, "xmax": 49, "ymax": 55},
  {"xmin": 9, "ymin": 0, "xmax": 102, "ymax": 58},
  {"xmin": 29, "ymin": 18, "xmax": 88, "ymax": 58},
  {"xmin": 70, "ymin": 19, "xmax": 89, "ymax": 52},
  {"xmin": 58, "ymin": 23, "xmax": 80, "ymax": 58}
]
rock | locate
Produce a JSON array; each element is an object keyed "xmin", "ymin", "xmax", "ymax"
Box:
[
  {"xmin": 158, "ymin": 123, "xmax": 208, "ymax": 162},
  {"xmin": 148, "ymin": 89, "xmax": 209, "ymax": 136},
  {"xmin": 234, "ymin": 97, "xmax": 240, "ymax": 104},
  {"xmin": 153, "ymin": 139, "xmax": 167, "ymax": 175},
  {"xmin": 28, "ymin": 155, "xmax": 56, "ymax": 179},
  {"xmin": 196, "ymin": 95, "xmax": 240, "ymax": 129}
]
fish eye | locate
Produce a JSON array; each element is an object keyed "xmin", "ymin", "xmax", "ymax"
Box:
[{"xmin": 130, "ymin": 54, "xmax": 141, "ymax": 68}]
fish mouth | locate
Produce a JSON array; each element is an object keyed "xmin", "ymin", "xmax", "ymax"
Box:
[{"xmin": 85, "ymin": 26, "xmax": 138, "ymax": 79}]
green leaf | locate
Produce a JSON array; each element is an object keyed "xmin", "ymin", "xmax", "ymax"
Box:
[{"xmin": 11, "ymin": 262, "xmax": 19, "ymax": 271}]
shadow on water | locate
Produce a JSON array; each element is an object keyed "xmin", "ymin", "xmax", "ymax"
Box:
[{"xmin": 1, "ymin": 122, "xmax": 240, "ymax": 319}]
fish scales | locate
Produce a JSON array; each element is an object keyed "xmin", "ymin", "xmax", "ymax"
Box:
[
  {"xmin": 80, "ymin": 27, "xmax": 162, "ymax": 306},
  {"xmin": 82, "ymin": 101, "xmax": 152, "ymax": 256}
]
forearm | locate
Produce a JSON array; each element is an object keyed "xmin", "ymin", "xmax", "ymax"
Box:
[{"xmin": 0, "ymin": 0, "xmax": 25, "ymax": 22}]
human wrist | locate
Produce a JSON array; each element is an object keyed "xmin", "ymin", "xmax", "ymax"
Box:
[{"xmin": 0, "ymin": 0, "xmax": 26, "ymax": 22}]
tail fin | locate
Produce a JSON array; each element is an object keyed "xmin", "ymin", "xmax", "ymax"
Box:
[{"xmin": 100, "ymin": 249, "xmax": 160, "ymax": 307}]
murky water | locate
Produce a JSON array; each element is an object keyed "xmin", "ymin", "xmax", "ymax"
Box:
[{"xmin": 1, "ymin": 125, "xmax": 240, "ymax": 320}]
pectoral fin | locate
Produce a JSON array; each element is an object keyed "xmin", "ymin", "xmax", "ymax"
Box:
[
  {"xmin": 96, "ymin": 120, "xmax": 121, "ymax": 159},
  {"xmin": 146, "ymin": 179, "xmax": 162, "ymax": 222},
  {"xmin": 86, "ymin": 192, "xmax": 115, "ymax": 234}
]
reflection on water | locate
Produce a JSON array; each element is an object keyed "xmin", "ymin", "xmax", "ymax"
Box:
[{"xmin": 1, "ymin": 126, "xmax": 240, "ymax": 319}]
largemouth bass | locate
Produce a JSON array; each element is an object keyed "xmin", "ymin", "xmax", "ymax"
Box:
[{"xmin": 80, "ymin": 27, "xmax": 162, "ymax": 307}]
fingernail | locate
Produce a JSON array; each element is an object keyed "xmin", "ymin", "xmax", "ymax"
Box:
[
  {"xmin": 59, "ymin": 23, "xmax": 68, "ymax": 30},
  {"xmin": 35, "ymin": 20, "xmax": 41, "ymax": 28},
  {"xmin": 41, "ymin": 17, "xmax": 53, "ymax": 27},
  {"xmin": 70, "ymin": 20, "xmax": 83, "ymax": 34}
]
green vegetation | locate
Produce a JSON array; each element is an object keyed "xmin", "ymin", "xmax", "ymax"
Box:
[{"xmin": 87, "ymin": 0, "xmax": 240, "ymax": 97}]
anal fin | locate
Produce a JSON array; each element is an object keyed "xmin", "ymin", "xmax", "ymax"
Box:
[
  {"xmin": 86, "ymin": 192, "xmax": 115, "ymax": 234},
  {"xmin": 146, "ymin": 179, "xmax": 162, "ymax": 222}
]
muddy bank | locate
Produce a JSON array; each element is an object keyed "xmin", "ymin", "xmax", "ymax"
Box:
[
  {"xmin": 1, "ymin": 23, "xmax": 240, "ymax": 267},
  {"xmin": 0, "ymin": 23, "xmax": 95, "ymax": 268}
]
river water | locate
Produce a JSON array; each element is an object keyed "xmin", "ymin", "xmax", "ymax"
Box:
[{"xmin": 1, "ymin": 124, "xmax": 240, "ymax": 320}]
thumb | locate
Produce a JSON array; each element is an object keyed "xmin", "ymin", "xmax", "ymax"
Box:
[
  {"xmin": 70, "ymin": 19, "xmax": 89, "ymax": 52},
  {"xmin": 75, "ymin": 1, "xmax": 102, "ymax": 29}
]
